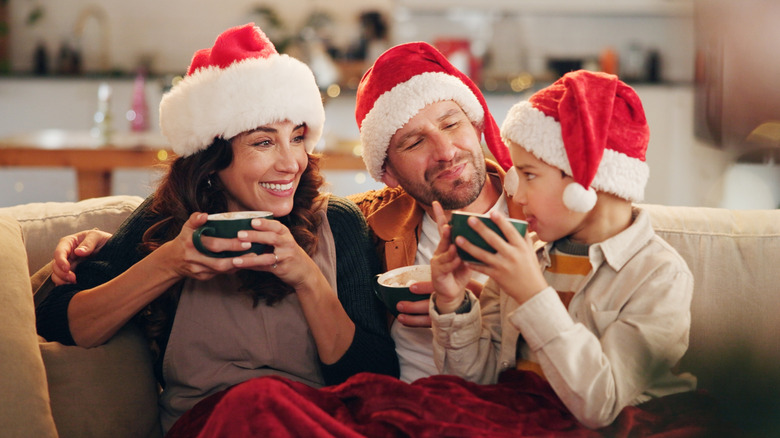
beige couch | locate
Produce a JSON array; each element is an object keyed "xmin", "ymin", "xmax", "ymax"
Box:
[
  {"xmin": 0, "ymin": 196, "xmax": 161, "ymax": 438},
  {"xmin": 1, "ymin": 195, "xmax": 779, "ymax": 437}
]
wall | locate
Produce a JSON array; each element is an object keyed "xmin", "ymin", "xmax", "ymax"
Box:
[
  {"xmin": 0, "ymin": 77, "xmax": 733, "ymax": 208},
  {"xmin": 392, "ymin": 5, "xmax": 694, "ymax": 84},
  {"xmin": 6, "ymin": 0, "xmax": 694, "ymax": 83},
  {"xmin": 7, "ymin": 0, "xmax": 392, "ymax": 74},
  {"xmin": 0, "ymin": 77, "xmax": 389, "ymax": 207},
  {"xmin": 5, "ymin": 0, "xmax": 775, "ymax": 209}
]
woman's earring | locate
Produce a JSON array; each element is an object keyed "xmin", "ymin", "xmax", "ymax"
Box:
[{"xmin": 206, "ymin": 176, "xmax": 213, "ymax": 189}]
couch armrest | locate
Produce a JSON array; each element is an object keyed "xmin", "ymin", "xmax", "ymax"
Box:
[
  {"xmin": 642, "ymin": 204, "xmax": 780, "ymax": 388},
  {"xmin": 0, "ymin": 216, "xmax": 58, "ymax": 438},
  {"xmin": 41, "ymin": 324, "xmax": 163, "ymax": 438},
  {"xmin": 0, "ymin": 195, "xmax": 144, "ymax": 274}
]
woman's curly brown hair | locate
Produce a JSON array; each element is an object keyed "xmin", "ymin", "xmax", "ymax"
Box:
[{"xmin": 134, "ymin": 137, "xmax": 324, "ymax": 356}]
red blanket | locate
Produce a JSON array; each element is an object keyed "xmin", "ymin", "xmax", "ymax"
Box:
[{"xmin": 166, "ymin": 370, "xmax": 728, "ymax": 437}]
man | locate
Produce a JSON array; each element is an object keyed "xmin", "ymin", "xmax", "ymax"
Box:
[
  {"xmin": 347, "ymin": 42, "xmax": 522, "ymax": 382},
  {"xmin": 49, "ymin": 42, "xmax": 523, "ymax": 383}
]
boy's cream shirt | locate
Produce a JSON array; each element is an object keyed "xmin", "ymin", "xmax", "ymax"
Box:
[{"xmin": 430, "ymin": 207, "xmax": 696, "ymax": 428}]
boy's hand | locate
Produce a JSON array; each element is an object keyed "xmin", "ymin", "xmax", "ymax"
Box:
[
  {"xmin": 430, "ymin": 201, "xmax": 471, "ymax": 314},
  {"xmin": 456, "ymin": 210, "xmax": 548, "ymax": 305}
]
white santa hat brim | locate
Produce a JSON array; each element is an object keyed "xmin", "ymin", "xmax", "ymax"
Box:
[
  {"xmin": 501, "ymin": 101, "xmax": 649, "ymax": 205},
  {"xmin": 160, "ymin": 55, "xmax": 325, "ymax": 157},
  {"xmin": 359, "ymin": 72, "xmax": 483, "ymax": 182}
]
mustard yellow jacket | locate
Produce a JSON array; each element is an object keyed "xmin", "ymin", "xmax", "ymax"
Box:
[{"xmin": 348, "ymin": 160, "xmax": 523, "ymax": 271}]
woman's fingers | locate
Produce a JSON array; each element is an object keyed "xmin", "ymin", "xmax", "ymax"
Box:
[{"xmin": 196, "ymin": 235, "xmax": 253, "ymax": 254}]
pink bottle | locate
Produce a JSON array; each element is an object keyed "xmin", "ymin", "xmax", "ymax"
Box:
[{"xmin": 129, "ymin": 68, "xmax": 149, "ymax": 132}]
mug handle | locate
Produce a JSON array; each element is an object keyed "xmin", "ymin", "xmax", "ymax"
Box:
[
  {"xmin": 372, "ymin": 274, "xmax": 399, "ymax": 317},
  {"xmin": 192, "ymin": 226, "xmax": 218, "ymax": 257},
  {"xmin": 372, "ymin": 274, "xmax": 382, "ymax": 299}
]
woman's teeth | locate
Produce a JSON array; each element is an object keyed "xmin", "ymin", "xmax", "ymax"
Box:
[{"xmin": 261, "ymin": 182, "xmax": 293, "ymax": 191}]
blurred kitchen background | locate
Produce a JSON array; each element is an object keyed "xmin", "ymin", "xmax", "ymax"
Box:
[{"xmin": 1, "ymin": 0, "xmax": 779, "ymax": 208}]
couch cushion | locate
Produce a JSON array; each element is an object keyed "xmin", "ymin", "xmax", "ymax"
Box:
[
  {"xmin": 643, "ymin": 204, "xmax": 780, "ymax": 390},
  {"xmin": 40, "ymin": 324, "xmax": 163, "ymax": 438},
  {"xmin": 0, "ymin": 195, "xmax": 143, "ymax": 274},
  {"xmin": 0, "ymin": 215, "xmax": 58, "ymax": 438}
]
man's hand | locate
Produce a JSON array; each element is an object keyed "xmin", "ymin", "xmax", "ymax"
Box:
[
  {"xmin": 395, "ymin": 281, "xmax": 434, "ymax": 327},
  {"xmin": 52, "ymin": 229, "xmax": 113, "ymax": 285}
]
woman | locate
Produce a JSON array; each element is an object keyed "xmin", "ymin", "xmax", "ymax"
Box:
[{"xmin": 35, "ymin": 23, "xmax": 398, "ymax": 432}]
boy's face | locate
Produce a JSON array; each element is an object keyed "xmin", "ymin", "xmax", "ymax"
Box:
[
  {"xmin": 508, "ymin": 143, "xmax": 588, "ymax": 243},
  {"xmin": 382, "ymin": 100, "xmax": 486, "ymax": 210}
]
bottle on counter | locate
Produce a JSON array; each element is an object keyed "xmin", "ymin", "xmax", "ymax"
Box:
[
  {"xmin": 621, "ymin": 41, "xmax": 646, "ymax": 82},
  {"xmin": 599, "ymin": 47, "xmax": 618, "ymax": 76},
  {"xmin": 646, "ymin": 50, "xmax": 662, "ymax": 83},
  {"xmin": 33, "ymin": 41, "xmax": 49, "ymax": 75},
  {"xmin": 128, "ymin": 68, "xmax": 149, "ymax": 132},
  {"xmin": 92, "ymin": 82, "xmax": 113, "ymax": 146}
]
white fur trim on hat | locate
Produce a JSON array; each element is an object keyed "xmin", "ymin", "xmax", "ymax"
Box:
[
  {"xmin": 160, "ymin": 55, "xmax": 325, "ymax": 157},
  {"xmin": 592, "ymin": 148, "xmax": 649, "ymax": 203},
  {"xmin": 501, "ymin": 101, "xmax": 648, "ymax": 205},
  {"xmin": 359, "ymin": 72, "xmax": 483, "ymax": 181},
  {"xmin": 501, "ymin": 101, "xmax": 572, "ymax": 175}
]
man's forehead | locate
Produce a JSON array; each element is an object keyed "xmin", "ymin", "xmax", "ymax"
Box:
[
  {"xmin": 423, "ymin": 100, "xmax": 465, "ymax": 118},
  {"xmin": 391, "ymin": 101, "xmax": 467, "ymax": 140}
]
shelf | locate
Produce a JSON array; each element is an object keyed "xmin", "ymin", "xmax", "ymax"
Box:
[{"xmin": 395, "ymin": 0, "xmax": 694, "ymax": 17}]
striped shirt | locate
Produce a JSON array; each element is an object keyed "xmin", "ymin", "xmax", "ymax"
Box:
[{"xmin": 517, "ymin": 238, "xmax": 591, "ymax": 375}]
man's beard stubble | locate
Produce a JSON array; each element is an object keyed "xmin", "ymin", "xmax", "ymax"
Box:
[{"xmin": 395, "ymin": 150, "xmax": 487, "ymax": 210}]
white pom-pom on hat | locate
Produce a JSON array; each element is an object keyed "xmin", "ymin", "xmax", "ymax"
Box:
[
  {"xmin": 504, "ymin": 166, "xmax": 519, "ymax": 197},
  {"xmin": 563, "ymin": 182, "xmax": 598, "ymax": 212}
]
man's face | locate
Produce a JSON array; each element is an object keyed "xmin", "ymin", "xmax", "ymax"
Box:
[{"xmin": 383, "ymin": 100, "xmax": 487, "ymax": 210}]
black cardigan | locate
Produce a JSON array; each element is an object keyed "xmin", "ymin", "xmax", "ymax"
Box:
[{"xmin": 36, "ymin": 195, "xmax": 399, "ymax": 385}]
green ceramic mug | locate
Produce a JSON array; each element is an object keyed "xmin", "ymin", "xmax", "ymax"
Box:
[
  {"xmin": 192, "ymin": 211, "xmax": 274, "ymax": 258},
  {"xmin": 373, "ymin": 265, "xmax": 432, "ymax": 317},
  {"xmin": 449, "ymin": 211, "xmax": 528, "ymax": 263}
]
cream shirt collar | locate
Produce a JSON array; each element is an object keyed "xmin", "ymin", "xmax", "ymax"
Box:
[{"xmin": 540, "ymin": 206, "xmax": 655, "ymax": 272}]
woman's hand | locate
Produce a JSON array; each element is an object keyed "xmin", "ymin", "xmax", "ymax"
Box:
[
  {"xmin": 162, "ymin": 212, "xmax": 246, "ymax": 281},
  {"xmin": 456, "ymin": 210, "xmax": 548, "ymax": 305},
  {"xmin": 52, "ymin": 229, "xmax": 113, "ymax": 285},
  {"xmin": 230, "ymin": 217, "xmax": 318, "ymax": 290},
  {"xmin": 430, "ymin": 201, "xmax": 472, "ymax": 314}
]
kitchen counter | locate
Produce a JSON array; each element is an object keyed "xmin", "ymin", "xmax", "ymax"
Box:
[
  {"xmin": 0, "ymin": 130, "xmax": 171, "ymax": 200},
  {"xmin": 0, "ymin": 129, "xmax": 367, "ymax": 200}
]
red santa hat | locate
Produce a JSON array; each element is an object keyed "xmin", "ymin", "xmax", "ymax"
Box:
[
  {"xmin": 160, "ymin": 23, "xmax": 325, "ymax": 157},
  {"xmin": 501, "ymin": 70, "xmax": 650, "ymax": 212},
  {"xmin": 355, "ymin": 42, "xmax": 511, "ymax": 181}
]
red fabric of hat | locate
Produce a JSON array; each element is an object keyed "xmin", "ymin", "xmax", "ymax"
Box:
[
  {"xmin": 501, "ymin": 70, "xmax": 650, "ymax": 212},
  {"xmin": 160, "ymin": 23, "xmax": 324, "ymax": 157},
  {"xmin": 187, "ymin": 24, "xmax": 278, "ymax": 75},
  {"xmin": 355, "ymin": 42, "xmax": 511, "ymax": 181}
]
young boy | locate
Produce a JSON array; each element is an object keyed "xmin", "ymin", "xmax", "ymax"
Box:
[{"xmin": 428, "ymin": 70, "xmax": 697, "ymax": 429}]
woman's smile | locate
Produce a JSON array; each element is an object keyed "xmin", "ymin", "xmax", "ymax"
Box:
[{"xmin": 260, "ymin": 181, "xmax": 295, "ymax": 193}]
